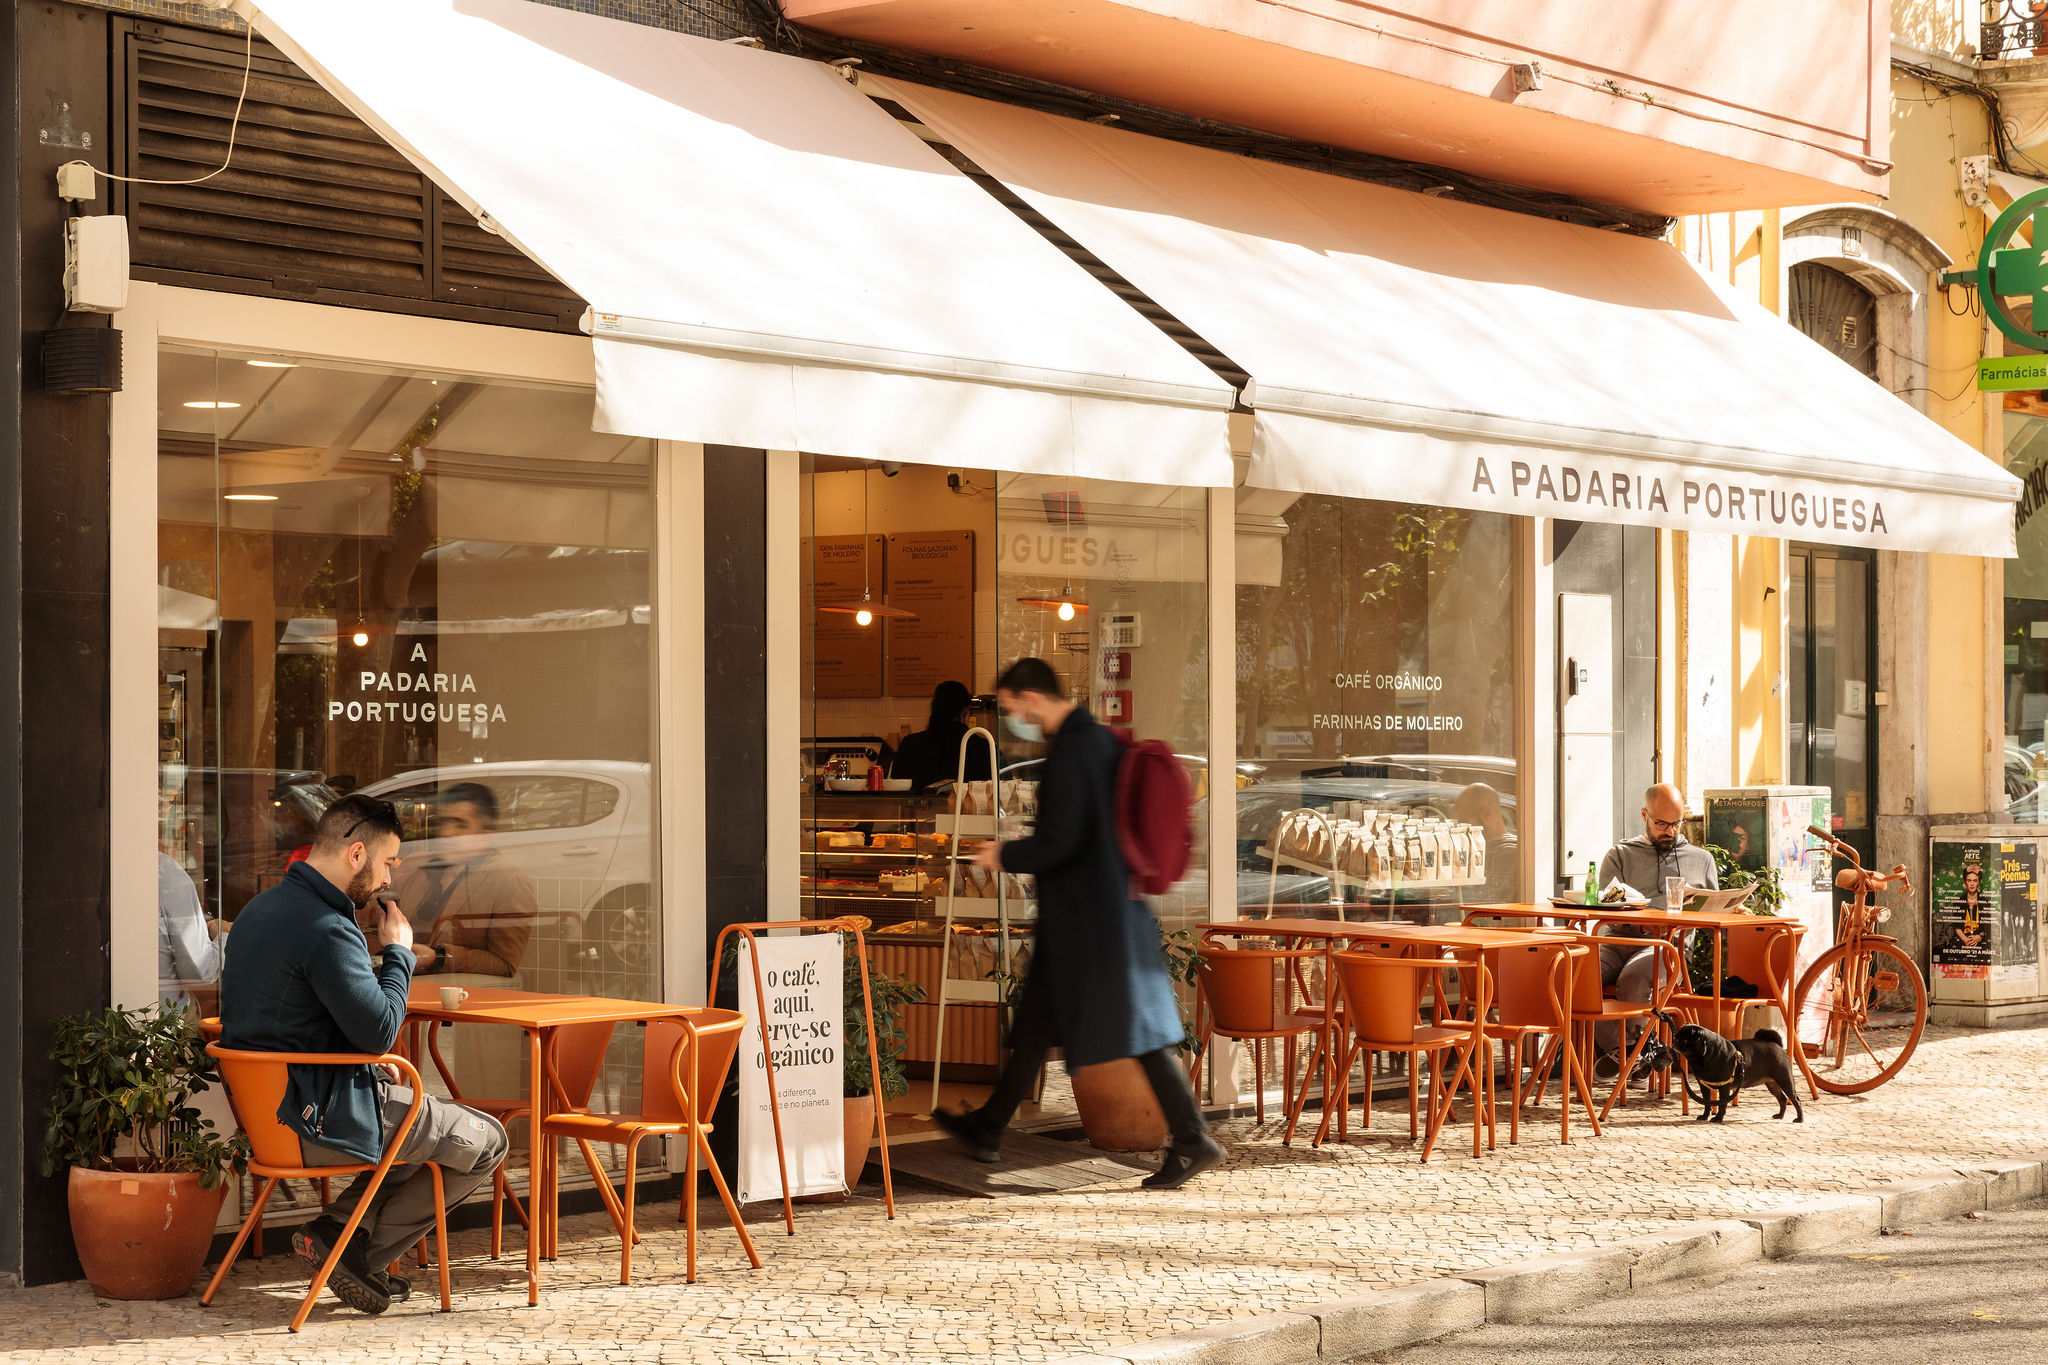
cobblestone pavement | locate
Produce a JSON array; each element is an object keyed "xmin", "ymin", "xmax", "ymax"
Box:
[{"xmin": 6, "ymin": 1023, "xmax": 2048, "ymax": 1364}]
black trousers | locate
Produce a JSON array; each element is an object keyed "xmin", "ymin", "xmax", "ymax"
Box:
[{"xmin": 977, "ymin": 983, "xmax": 1207, "ymax": 1145}]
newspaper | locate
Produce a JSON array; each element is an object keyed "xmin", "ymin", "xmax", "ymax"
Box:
[{"xmin": 1673, "ymin": 883, "xmax": 1756, "ymax": 914}]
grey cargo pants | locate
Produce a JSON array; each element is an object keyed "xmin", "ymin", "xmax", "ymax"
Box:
[{"xmin": 302, "ymin": 1084, "xmax": 508, "ymax": 1269}]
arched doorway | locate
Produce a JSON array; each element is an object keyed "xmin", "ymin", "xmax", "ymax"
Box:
[{"xmin": 1789, "ymin": 261, "xmax": 1880, "ymax": 379}]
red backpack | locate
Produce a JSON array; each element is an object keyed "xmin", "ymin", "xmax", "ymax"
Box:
[{"xmin": 1109, "ymin": 731, "xmax": 1195, "ymax": 896}]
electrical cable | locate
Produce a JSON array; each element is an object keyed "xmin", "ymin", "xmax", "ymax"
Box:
[{"xmin": 62, "ymin": 21, "xmax": 254, "ymax": 187}]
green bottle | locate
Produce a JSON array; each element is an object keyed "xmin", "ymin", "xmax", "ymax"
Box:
[{"xmin": 1584, "ymin": 860, "xmax": 1599, "ymax": 905}]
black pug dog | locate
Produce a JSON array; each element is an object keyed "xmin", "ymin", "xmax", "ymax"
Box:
[{"xmin": 1665, "ymin": 1021, "xmax": 1803, "ymax": 1123}]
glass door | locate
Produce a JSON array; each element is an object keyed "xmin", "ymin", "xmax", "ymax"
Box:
[{"xmin": 1788, "ymin": 546, "xmax": 1876, "ymax": 875}]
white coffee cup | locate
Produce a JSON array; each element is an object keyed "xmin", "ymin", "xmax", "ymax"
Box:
[{"xmin": 439, "ymin": 985, "xmax": 470, "ymax": 1011}]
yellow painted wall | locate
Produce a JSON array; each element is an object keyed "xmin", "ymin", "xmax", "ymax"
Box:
[{"xmin": 1887, "ymin": 67, "xmax": 1997, "ymax": 812}]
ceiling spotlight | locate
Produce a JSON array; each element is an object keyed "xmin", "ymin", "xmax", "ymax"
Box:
[
  {"xmin": 855, "ymin": 608, "xmax": 874, "ymax": 627},
  {"xmin": 351, "ymin": 628, "xmax": 371, "ymax": 648},
  {"xmin": 1057, "ymin": 600, "xmax": 1076, "ymax": 622}
]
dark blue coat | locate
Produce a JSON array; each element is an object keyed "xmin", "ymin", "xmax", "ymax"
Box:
[
  {"xmin": 219, "ymin": 861, "xmax": 415, "ymax": 1162},
  {"xmin": 999, "ymin": 708, "xmax": 1183, "ymax": 1067}
]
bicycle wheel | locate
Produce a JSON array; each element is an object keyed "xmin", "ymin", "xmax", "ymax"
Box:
[{"xmin": 1791, "ymin": 939, "xmax": 1927, "ymax": 1094}]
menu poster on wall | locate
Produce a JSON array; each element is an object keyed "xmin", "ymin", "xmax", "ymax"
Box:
[
  {"xmin": 886, "ymin": 531, "xmax": 975, "ymax": 698},
  {"xmin": 1930, "ymin": 839, "xmax": 1996, "ymax": 981},
  {"xmin": 1997, "ymin": 842, "xmax": 2041, "ymax": 984},
  {"xmin": 814, "ymin": 535, "xmax": 884, "ymax": 699}
]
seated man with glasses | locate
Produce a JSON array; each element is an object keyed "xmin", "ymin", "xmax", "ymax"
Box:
[
  {"xmin": 220, "ymin": 794, "xmax": 508, "ymax": 1315},
  {"xmin": 1592, "ymin": 782, "xmax": 1717, "ymax": 1082}
]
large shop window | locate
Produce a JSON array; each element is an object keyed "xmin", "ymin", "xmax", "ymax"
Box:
[
  {"xmin": 797, "ymin": 463, "xmax": 1208, "ymax": 1106},
  {"xmin": 1235, "ymin": 497, "xmax": 1521, "ymax": 919},
  {"xmin": 156, "ymin": 348, "xmax": 660, "ymax": 1115}
]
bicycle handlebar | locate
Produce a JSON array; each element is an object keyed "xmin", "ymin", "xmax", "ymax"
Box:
[{"xmin": 1806, "ymin": 823, "xmax": 1861, "ymax": 869}]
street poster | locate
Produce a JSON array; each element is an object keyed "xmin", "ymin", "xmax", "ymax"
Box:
[
  {"xmin": 1930, "ymin": 839, "xmax": 1996, "ymax": 981},
  {"xmin": 737, "ymin": 933, "xmax": 846, "ymax": 1203},
  {"xmin": 1997, "ymin": 842, "xmax": 2041, "ymax": 985},
  {"xmin": 1706, "ymin": 793, "xmax": 1766, "ymax": 872}
]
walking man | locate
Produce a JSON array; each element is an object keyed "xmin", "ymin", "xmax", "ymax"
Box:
[
  {"xmin": 220, "ymin": 794, "xmax": 508, "ymax": 1314},
  {"xmin": 934, "ymin": 657, "xmax": 1225, "ymax": 1189}
]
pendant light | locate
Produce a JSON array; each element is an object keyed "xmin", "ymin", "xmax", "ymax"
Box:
[
  {"xmin": 818, "ymin": 467, "xmax": 917, "ymax": 626},
  {"xmin": 1016, "ymin": 581, "xmax": 1087, "ymax": 621}
]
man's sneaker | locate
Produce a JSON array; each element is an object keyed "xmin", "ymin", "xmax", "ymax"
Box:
[
  {"xmin": 1592, "ymin": 1051, "xmax": 1623, "ymax": 1081},
  {"xmin": 930, "ymin": 1107, "xmax": 1002, "ymax": 1164},
  {"xmin": 1142, "ymin": 1133, "xmax": 1226, "ymax": 1190},
  {"xmin": 291, "ymin": 1217, "xmax": 390, "ymax": 1315}
]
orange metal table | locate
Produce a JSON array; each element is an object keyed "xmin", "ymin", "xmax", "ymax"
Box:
[
  {"xmin": 403, "ymin": 985, "xmax": 709, "ymax": 1305},
  {"xmin": 1464, "ymin": 902, "xmax": 1809, "ymax": 1088}
]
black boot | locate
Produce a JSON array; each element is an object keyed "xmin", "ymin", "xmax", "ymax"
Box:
[
  {"xmin": 931, "ymin": 1106, "xmax": 1002, "ymax": 1164},
  {"xmin": 1142, "ymin": 1133, "xmax": 1225, "ymax": 1190},
  {"xmin": 291, "ymin": 1216, "xmax": 391, "ymax": 1315}
]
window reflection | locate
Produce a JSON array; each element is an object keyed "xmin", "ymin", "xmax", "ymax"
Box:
[
  {"xmin": 157, "ymin": 349, "xmax": 660, "ymax": 1189},
  {"xmin": 1235, "ymin": 496, "xmax": 1520, "ymax": 921}
]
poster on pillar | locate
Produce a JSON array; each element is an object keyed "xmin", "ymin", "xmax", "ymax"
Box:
[{"xmin": 737, "ymin": 934, "xmax": 846, "ymax": 1202}]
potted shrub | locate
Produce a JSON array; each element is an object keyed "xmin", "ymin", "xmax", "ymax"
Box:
[
  {"xmin": 840, "ymin": 947, "xmax": 925, "ymax": 1182},
  {"xmin": 1067, "ymin": 924, "xmax": 1206, "ymax": 1152},
  {"xmin": 41, "ymin": 1003, "xmax": 248, "ymax": 1299}
]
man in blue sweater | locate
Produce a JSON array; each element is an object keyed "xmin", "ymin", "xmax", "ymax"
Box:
[{"xmin": 221, "ymin": 794, "xmax": 507, "ymax": 1315}]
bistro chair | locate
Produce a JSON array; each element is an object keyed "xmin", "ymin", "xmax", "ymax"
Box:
[
  {"xmin": 1667, "ymin": 919, "xmax": 1805, "ymax": 1038},
  {"xmin": 1666, "ymin": 919, "xmax": 1807, "ymax": 1109},
  {"xmin": 1188, "ymin": 940, "xmax": 1325, "ymax": 1139},
  {"xmin": 1559, "ymin": 934, "xmax": 1681, "ymax": 1120},
  {"xmin": 200, "ymin": 1045, "xmax": 453, "ymax": 1332},
  {"xmin": 538, "ymin": 1009, "xmax": 761, "ymax": 1285},
  {"xmin": 1327, "ymin": 950, "xmax": 1484, "ymax": 1162},
  {"xmin": 424, "ymin": 1018, "xmax": 627, "ymax": 1260},
  {"xmin": 1482, "ymin": 941, "xmax": 1600, "ymax": 1146}
]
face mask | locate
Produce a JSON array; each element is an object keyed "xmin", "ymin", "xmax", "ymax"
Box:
[{"xmin": 1003, "ymin": 713, "xmax": 1044, "ymax": 744}]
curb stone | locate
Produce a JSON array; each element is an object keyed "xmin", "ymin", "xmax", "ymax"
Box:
[
  {"xmin": 1454, "ymin": 1247, "xmax": 1631, "ymax": 1324},
  {"xmin": 1061, "ymin": 1155, "xmax": 2047, "ymax": 1365},
  {"xmin": 1738, "ymin": 1192, "xmax": 1883, "ymax": 1257},
  {"xmin": 1613, "ymin": 1218, "xmax": 1762, "ymax": 1286}
]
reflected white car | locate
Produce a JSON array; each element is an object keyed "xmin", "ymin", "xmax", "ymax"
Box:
[{"xmin": 359, "ymin": 760, "xmax": 654, "ymax": 978}]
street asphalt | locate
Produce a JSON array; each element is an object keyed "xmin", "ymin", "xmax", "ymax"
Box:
[{"xmin": 1361, "ymin": 1198, "xmax": 2048, "ymax": 1363}]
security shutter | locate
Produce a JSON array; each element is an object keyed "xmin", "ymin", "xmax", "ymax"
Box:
[{"xmin": 117, "ymin": 21, "xmax": 585, "ymax": 332}]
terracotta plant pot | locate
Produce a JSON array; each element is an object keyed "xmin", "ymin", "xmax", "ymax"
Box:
[
  {"xmin": 68, "ymin": 1166, "xmax": 227, "ymax": 1300},
  {"xmin": 1069, "ymin": 1056, "xmax": 1169, "ymax": 1151},
  {"xmin": 843, "ymin": 1091, "xmax": 876, "ymax": 1184}
]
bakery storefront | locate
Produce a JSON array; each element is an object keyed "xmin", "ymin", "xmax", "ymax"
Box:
[{"xmin": 127, "ymin": 3, "xmax": 2023, "ymax": 1153}]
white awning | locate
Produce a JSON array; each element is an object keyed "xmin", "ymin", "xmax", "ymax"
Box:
[
  {"xmin": 877, "ymin": 79, "xmax": 2021, "ymax": 556},
  {"xmin": 237, "ymin": 1, "xmax": 1235, "ymax": 485}
]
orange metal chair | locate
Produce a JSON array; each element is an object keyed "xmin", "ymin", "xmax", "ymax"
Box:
[
  {"xmin": 1563, "ymin": 934, "xmax": 1681, "ymax": 1120},
  {"xmin": 1188, "ymin": 941, "xmax": 1325, "ymax": 1136},
  {"xmin": 1482, "ymin": 941, "xmax": 1601, "ymax": 1146},
  {"xmin": 538, "ymin": 1010, "xmax": 762, "ymax": 1285},
  {"xmin": 1326, "ymin": 950, "xmax": 1483, "ymax": 1162},
  {"xmin": 200, "ymin": 1045, "xmax": 452, "ymax": 1332},
  {"xmin": 1668, "ymin": 920, "xmax": 1806, "ymax": 1038},
  {"xmin": 425, "ymin": 1018, "xmax": 625, "ymax": 1259}
]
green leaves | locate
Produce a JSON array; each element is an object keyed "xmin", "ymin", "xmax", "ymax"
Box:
[{"xmin": 38, "ymin": 1002, "xmax": 249, "ymax": 1183}]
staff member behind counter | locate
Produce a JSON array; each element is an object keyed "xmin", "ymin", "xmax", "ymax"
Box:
[{"xmin": 890, "ymin": 680, "xmax": 994, "ymax": 792}]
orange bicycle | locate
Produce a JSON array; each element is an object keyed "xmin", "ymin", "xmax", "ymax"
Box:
[{"xmin": 1790, "ymin": 825, "xmax": 1927, "ymax": 1094}]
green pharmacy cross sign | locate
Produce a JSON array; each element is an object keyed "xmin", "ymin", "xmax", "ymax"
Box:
[{"xmin": 1956, "ymin": 187, "xmax": 2048, "ymax": 374}]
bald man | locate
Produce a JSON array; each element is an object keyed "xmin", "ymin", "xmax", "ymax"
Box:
[{"xmin": 1593, "ymin": 783, "xmax": 1717, "ymax": 1080}]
